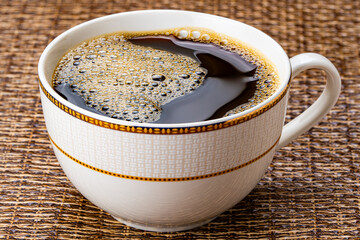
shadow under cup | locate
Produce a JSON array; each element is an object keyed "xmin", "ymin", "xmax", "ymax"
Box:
[{"xmin": 38, "ymin": 10, "xmax": 291, "ymax": 232}]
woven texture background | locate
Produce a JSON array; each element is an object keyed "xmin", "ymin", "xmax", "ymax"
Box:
[{"xmin": 0, "ymin": 0, "xmax": 359, "ymax": 239}]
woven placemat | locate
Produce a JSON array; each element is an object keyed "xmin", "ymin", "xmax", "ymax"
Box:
[{"xmin": 0, "ymin": 0, "xmax": 359, "ymax": 239}]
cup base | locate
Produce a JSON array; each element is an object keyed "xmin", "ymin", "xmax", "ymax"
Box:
[{"xmin": 112, "ymin": 215, "xmax": 216, "ymax": 232}]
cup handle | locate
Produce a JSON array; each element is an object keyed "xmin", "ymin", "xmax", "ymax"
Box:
[{"xmin": 276, "ymin": 53, "xmax": 341, "ymax": 150}]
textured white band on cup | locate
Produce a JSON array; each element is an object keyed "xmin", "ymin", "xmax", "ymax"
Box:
[{"xmin": 49, "ymin": 134, "xmax": 281, "ymax": 181}]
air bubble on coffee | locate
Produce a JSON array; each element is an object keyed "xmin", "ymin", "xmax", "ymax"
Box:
[
  {"xmin": 52, "ymin": 27, "xmax": 279, "ymax": 123},
  {"xmin": 191, "ymin": 31, "xmax": 201, "ymax": 40}
]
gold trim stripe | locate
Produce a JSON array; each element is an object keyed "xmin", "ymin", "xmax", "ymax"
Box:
[
  {"xmin": 39, "ymin": 81, "xmax": 289, "ymax": 134},
  {"xmin": 49, "ymin": 135, "xmax": 280, "ymax": 182}
]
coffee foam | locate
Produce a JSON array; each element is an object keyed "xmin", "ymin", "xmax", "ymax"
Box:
[{"xmin": 52, "ymin": 27, "xmax": 279, "ymax": 123}]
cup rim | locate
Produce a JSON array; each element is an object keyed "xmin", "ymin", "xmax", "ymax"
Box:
[{"xmin": 38, "ymin": 10, "xmax": 291, "ymax": 133}]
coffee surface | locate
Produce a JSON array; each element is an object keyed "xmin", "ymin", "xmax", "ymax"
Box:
[{"xmin": 52, "ymin": 28, "xmax": 279, "ymax": 123}]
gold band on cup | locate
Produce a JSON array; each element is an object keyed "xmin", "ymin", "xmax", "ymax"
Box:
[
  {"xmin": 49, "ymin": 135, "xmax": 280, "ymax": 181},
  {"xmin": 39, "ymin": 80, "xmax": 290, "ymax": 134}
]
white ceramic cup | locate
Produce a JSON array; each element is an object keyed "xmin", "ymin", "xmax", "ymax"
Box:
[{"xmin": 38, "ymin": 10, "xmax": 341, "ymax": 232}]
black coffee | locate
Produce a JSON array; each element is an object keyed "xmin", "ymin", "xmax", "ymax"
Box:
[{"xmin": 53, "ymin": 28, "xmax": 279, "ymax": 123}]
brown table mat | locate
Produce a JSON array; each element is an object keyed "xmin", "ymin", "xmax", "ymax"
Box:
[{"xmin": 1, "ymin": 0, "xmax": 359, "ymax": 239}]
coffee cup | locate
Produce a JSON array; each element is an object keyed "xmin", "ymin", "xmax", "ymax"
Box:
[{"xmin": 38, "ymin": 10, "xmax": 341, "ymax": 232}]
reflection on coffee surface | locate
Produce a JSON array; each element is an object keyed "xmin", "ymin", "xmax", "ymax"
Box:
[{"xmin": 52, "ymin": 28, "xmax": 279, "ymax": 123}]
